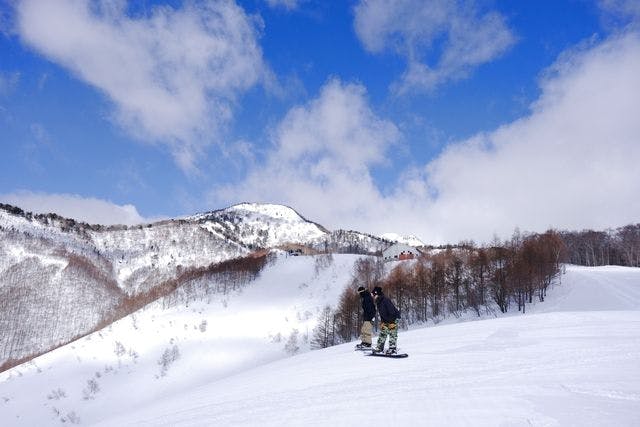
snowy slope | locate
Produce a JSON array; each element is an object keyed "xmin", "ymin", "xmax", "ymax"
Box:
[
  {"xmin": 95, "ymin": 265, "xmax": 640, "ymax": 427},
  {"xmin": 533, "ymin": 266, "xmax": 640, "ymax": 312},
  {"xmin": 100, "ymin": 311, "xmax": 639, "ymax": 427},
  {"xmin": 0, "ymin": 254, "xmax": 364, "ymax": 426},
  {"xmin": 1, "ymin": 265, "xmax": 639, "ymax": 425}
]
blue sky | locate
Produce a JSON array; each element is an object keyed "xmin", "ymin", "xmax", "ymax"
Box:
[{"xmin": 1, "ymin": 0, "xmax": 639, "ymax": 243}]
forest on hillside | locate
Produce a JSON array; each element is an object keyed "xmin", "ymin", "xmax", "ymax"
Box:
[
  {"xmin": 311, "ymin": 224, "xmax": 640, "ymax": 349},
  {"xmin": 560, "ymin": 224, "xmax": 640, "ymax": 267}
]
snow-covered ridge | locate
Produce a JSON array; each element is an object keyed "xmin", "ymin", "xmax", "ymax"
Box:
[
  {"xmin": 188, "ymin": 202, "xmax": 311, "ymax": 223},
  {"xmin": 380, "ymin": 232, "xmax": 425, "ymax": 247},
  {"xmin": 189, "ymin": 203, "xmax": 329, "ymax": 249},
  {"xmin": 226, "ymin": 203, "xmax": 310, "ymax": 222}
]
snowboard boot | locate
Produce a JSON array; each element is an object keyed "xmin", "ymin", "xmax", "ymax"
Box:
[
  {"xmin": 385, "ymin": 347, "xmax": 397, "ymax": 355},
  {"xmin": 355, "ymin": 342, "xmax": 372, "ymax": 350}
]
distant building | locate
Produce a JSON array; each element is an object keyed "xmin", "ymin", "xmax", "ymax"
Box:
[{"xmin": 382, "ymin": 243, "xmax": 422, "ymax": 261}]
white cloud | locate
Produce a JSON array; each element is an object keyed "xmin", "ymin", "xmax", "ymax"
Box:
[
  {"xmin": 0, "ymin": 2, "xmax": 12, "ymax": 37},
  {"xmin": 0, "ymin": 191, "xmax": 149, "ymax": 226},
  {"xmin": 265, "ymin": 0, "xmax": 302, "ymax": 11},
  {"xmin": 353, "ymin": 0, "xmax": 515, "ymax": 93},
  {"xmin": 210, "ymin": 78, "xmax": 400, "ymax": 226},
  {"xmin": 598, "ymin": 0, "xmax": 640, "ymax": 28},
  {"xmin": 15, "ymin": 0, "xmax": 267, "ymax": 172},
  {"xmin": 215, "ymin": 32, "xmax": 640, "ymax": 244},
  {"xmin": 0, "ymin": 71, "xmax": 20, "ymax": 95},
  {"xmin": 412, "ymin": 31, "xmax": 640, "ymax": 242}
]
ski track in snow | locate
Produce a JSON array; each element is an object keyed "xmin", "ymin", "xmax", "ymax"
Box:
[{"xmin": 1, "ymin": 264, "xmax": 640, "ymax": 426}]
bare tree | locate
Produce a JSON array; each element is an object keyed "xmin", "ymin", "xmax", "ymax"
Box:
[{"xmin": 311, "ymin": 306, "xmax": 337, "ymax": 349}]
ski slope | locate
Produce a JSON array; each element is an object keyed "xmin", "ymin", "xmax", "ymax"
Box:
[
  {"xmin": 2, "ymin": 265, "xmax": 640, "ymax": 426},
  {"xmin": 101, "ymin": 311, "xmax": 639, "ymax": 427},
  {"xmin": 99, "ymin": 265, "xmax": 640, "ymax": 427},
  {"xmin": 0, "ymin": 254, "xmax": 362, "ymax": 426}
]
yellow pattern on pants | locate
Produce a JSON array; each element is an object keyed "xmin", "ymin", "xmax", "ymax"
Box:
[
  {"xmin": 360, "ymin": 320, "xmax": 373, "ymax": 345},
  {"xmin": 376, "ymin": 322, "xmax": 398, "ymax": 350}
]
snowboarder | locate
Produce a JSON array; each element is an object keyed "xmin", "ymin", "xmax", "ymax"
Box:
[
  {"xmin": 371, "ymin": 286, "xmax": 400, "ymax": 355},
  {"xmin": 355, "ymin": 286, "xmax": 376, "ymax": 350}
]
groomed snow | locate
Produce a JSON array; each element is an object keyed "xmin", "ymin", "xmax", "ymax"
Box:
[
  {"xmin": 100, "ymin": 310, "xmax": 640, "ymax": 427},
  {"xmin": 1, "ymin": 265, "xmax": 639, "ymax": 426}
]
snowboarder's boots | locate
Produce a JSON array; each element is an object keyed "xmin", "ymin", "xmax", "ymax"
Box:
[
  {"xmin": 355, "ymin": 342, "xmax": 372, "ymax": 350},
  {"xmin": 385, "ymin": 347, "xmax": 397, "ymax": 355}
]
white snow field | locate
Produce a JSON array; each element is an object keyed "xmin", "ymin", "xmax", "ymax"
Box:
[{"xmin": 2, "ymin": 264, "xmax": 640, "ymax": 426}]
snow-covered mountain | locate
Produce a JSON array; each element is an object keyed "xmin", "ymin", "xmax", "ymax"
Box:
[
  {"xmin": 188, "ymin": 203, "xmax": 328, "ymax": 249},
  {"xmin": 0, "ymin": 202, "xmax": 389, "ymax": 372},
  {"xmin": 190, "ymin": 203, "xmax": 389, "ymax": 255},
  {"xmin": 1, "ymin": 265, "xmax": 638, "ymax": 426}
]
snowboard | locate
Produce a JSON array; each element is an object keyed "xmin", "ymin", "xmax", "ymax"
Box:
[{"xmin": 367, "ymin": 351, "xmax": 408, "ymax": 358}]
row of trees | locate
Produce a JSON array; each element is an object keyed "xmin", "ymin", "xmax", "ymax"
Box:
[
  {"xmin": 158, "ymin": 252, "xmax": 273, "ymax": 308},
  {"xmin": 312, "ymin": 230, "xmax": 566, "ymax": 348},
  {"xmin": 561, "ymin": 224, "xmax": 640, "ymax": 267}
]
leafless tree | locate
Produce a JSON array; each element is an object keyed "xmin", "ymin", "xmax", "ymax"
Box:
[{"xmin": 311, "ymin": 306, "xmax": 337, "ymax": 349}]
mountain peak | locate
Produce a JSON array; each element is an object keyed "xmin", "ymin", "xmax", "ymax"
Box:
[{"xmin": 225, "ymin": 203, "xmax": 305, "ymax": 222}]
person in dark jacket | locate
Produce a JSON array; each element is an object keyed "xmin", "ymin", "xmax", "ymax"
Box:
[
  {"xmin": 355, "ymin": 286, "xmax": 376, "ymax": 349},
  {"xmin": 371, "ymin": 286, "xmax": 400, "ymax": 354}
]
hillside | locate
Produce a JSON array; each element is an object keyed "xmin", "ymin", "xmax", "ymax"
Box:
[
  {"xmin": 101, "ymin": 265, "xmax": 640, "ymax": 426},
  {"xmin": 0, "ymin": 203, "xmax": 388, "ymax": 372},
  {"xmin": 1, "ymin": 265, "xmax": 639, "ymax": 426},
  {"xmin": 0, "ymin": 253, "xmax": 367, "ymax": 425}
]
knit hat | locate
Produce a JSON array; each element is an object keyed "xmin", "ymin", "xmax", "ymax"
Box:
[
  {"xmin": 372, "ymin": 286, "xmax": 383, "ymax": 296},
  {"xmin": 357, "ymin": 286, "xmax": 366, "ymax": 293}
]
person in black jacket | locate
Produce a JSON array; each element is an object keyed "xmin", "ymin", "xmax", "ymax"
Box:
[
  {"xmin": 371, "ymin": 286, "xmax": 400, "ymax": 354},
  {"xmin": 355, "ymin": 286, "xmax": 376, "ymax": 349}
]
